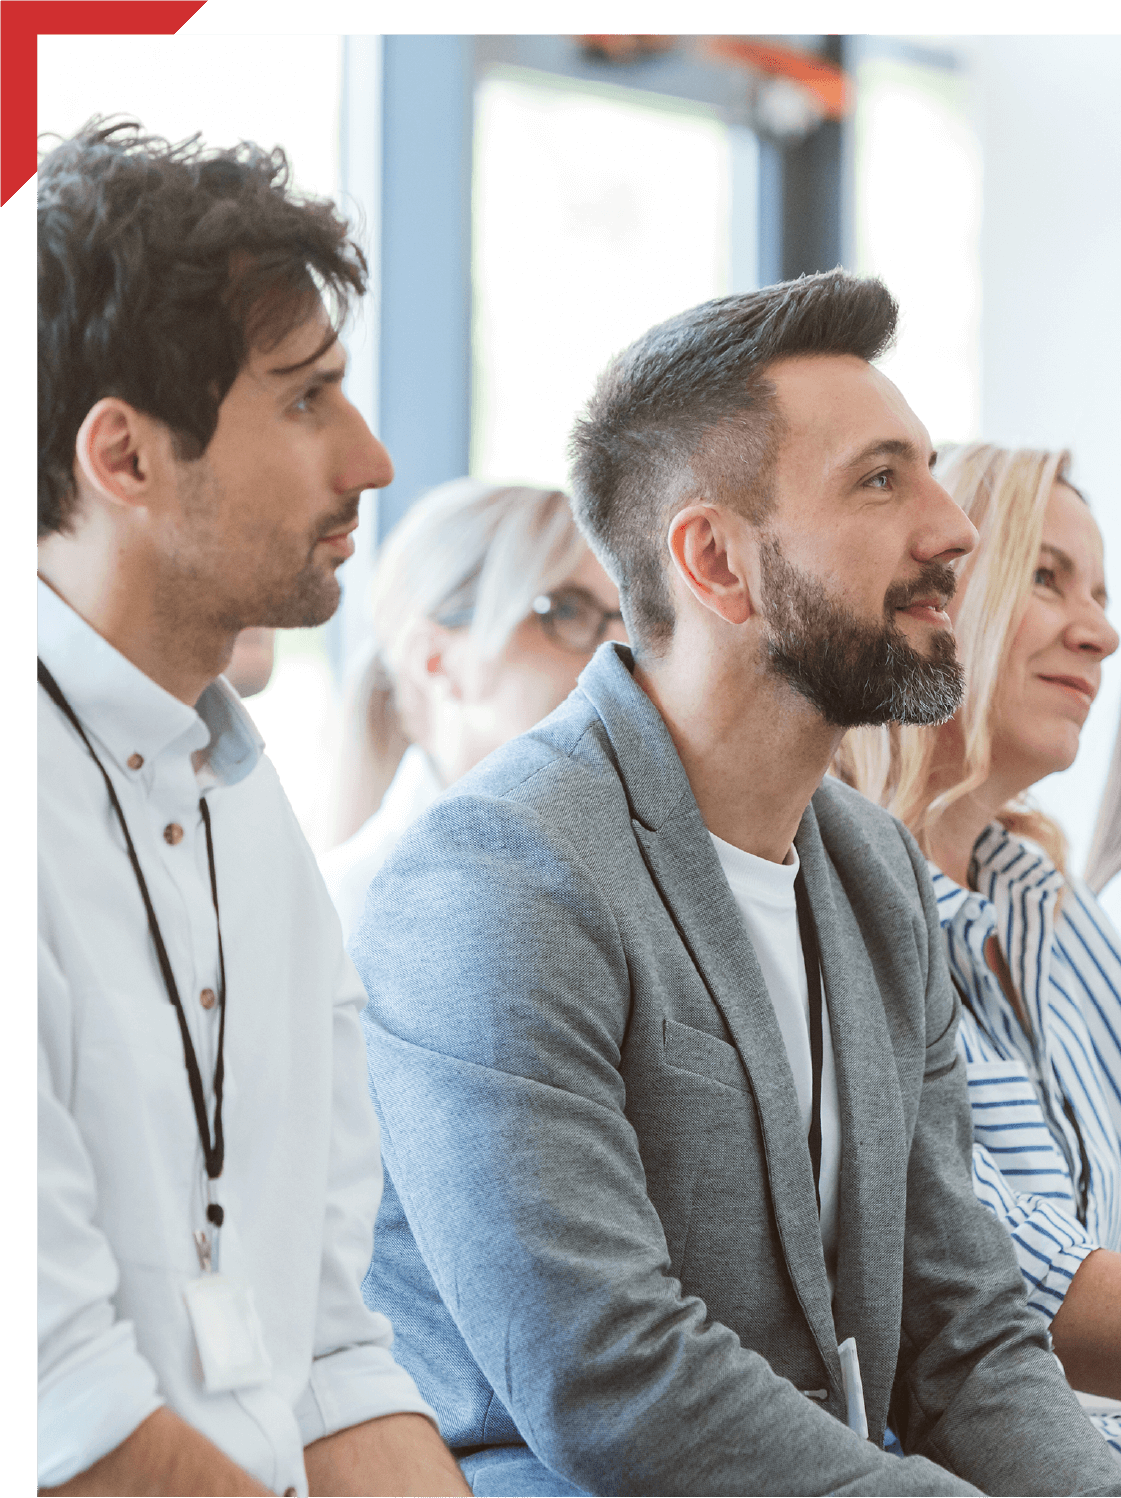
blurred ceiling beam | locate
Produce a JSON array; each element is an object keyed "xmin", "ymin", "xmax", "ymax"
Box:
[{"xmin": 479, "ymin": 34, "xmax": 851, "ymax": 284}]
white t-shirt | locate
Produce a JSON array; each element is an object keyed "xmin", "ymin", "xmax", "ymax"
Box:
[{"xmin": 710, "ymin": 832, "xmax": 841, "ymax": 1297}]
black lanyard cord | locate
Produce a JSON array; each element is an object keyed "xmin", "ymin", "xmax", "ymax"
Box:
[
  {"xmin": 199, "ymin": 796, "xmax": 228, "ymax": 1201},
  {"xmin": 793, "ymin": 865, "xmax": 824, "ymax": 1215},
  {"xmin": 38, "ymin": 658, "xmax": 227, "ymax": 1222}
]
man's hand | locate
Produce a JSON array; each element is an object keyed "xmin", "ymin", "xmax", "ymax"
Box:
[
  {"xmin": 1052, "ymin": 1247, "xmax": 1121, "ymax": 1401},
  {"xmin": 39, "ymin": 1406, "xmax": 272, "ymax": 1495},
  {"xmin": 304, "ymin": 1412, "xmax": 471, "ymax": 1496}
]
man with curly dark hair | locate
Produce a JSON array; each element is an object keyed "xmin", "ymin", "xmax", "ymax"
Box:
[{"xmin": 37, "ymin": 120, "xmax": 471, "ymax": 1497}]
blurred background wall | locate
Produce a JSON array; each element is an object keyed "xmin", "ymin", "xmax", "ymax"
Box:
[
  {"xmin": 38, "ymin": 32, "xmax": 1121, "ymax": 894},
  {"xmin": 962, "ymin": 36, "xmax": 1121, "ymax": 887}
]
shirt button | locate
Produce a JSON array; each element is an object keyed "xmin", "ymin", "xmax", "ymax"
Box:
[
  {"xmin": 163, "ymin": 823, "xmax": 184, "ymax": 845},
  {"xmin": 199, "ymin": 988, "xmax": 217, "ymax": 1010},
  {"xmin": 127, "ymin": 752, "xmax": 144, "ymax": 770}
]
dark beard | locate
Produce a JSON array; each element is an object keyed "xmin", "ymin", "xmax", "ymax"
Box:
[{"xmin": 758, "ymin": 536, "xmax": 964, "ymax": 728}]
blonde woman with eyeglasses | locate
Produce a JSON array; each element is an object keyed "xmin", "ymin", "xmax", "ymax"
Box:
[
  {"xmin": 320, "ymin": 478, "xmax": 626, "ymax": 940},
  {"xmin": 836, "ymin": 442, "xmax": 1121, "ymax": 1451}
]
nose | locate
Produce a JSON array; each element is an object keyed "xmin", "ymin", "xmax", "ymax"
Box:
[
  {"xmin": 335, "ymin": 400, "xmax": 394, "ymax": 496},
  {"xmin": 1065, "ymin": 600, "xmax": 1120, "ymax": 661},
  {"xmin": 912, "ymin": 474, "xmax": 979, "ymax": 566}
]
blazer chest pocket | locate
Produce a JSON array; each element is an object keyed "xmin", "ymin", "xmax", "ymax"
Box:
[{"xmin": 663, "ymin": 1017, "xmax": 748, "ymax": 1093}]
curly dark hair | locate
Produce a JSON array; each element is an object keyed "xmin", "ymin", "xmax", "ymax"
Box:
[
  {"xmin": 38, "ymin": 117, "xmax": 369, "ymax": 537},
  {"xmin": 567, "ymin": 270, "xmax": 898, "ymax": 654}
]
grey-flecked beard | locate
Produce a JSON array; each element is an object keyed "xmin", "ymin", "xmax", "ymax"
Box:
[{"xmin": 758, "ymin": 536, "xmax": 964, "ymax": 729}]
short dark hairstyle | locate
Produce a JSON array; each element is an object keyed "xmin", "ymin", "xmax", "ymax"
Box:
[
  {"xmin": 38, "ymin": 118, "xmax": 369, "ymax": 537},
  {"xmin": 568, "ymin": 269, "xmax": 898, "ymax": 654}
]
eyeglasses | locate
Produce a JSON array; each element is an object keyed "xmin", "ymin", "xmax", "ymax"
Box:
[
  {"xmin": 435, "ymin": 586, "xmax": 624, "ymax": 654},
  {"xmin": 532, "ymin": 587, "xmax": 624, "ymax": 655}
]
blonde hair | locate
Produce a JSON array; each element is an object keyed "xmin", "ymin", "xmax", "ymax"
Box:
[
  {"xmin": 333, "ymin": 479, "xmax": 588, "ymax": 841},
  {"xmin": 835, "ymin": 443, "xmax": 1074, "ymax": 874}
]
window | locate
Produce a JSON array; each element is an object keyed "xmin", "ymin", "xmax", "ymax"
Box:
[
  {"xmin": 472, "ymin": 70, "xmax": 733, "ymax": 487},
  {"xmin": 853, "ymin": 50, "xmax": 982, "ymax": 447}
]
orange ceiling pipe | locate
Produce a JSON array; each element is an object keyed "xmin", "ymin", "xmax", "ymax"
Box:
[
  {"xmin": 704, "ymin": 38, "xmax": 849, "ymax": 119},
  {"xmin": 574, "ymin": 36, "xmax": 850, "ymax": 121}
]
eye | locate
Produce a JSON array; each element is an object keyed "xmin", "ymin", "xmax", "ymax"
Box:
[
  {"xmin": 1033, "ymin": 566, "xmax": 1058, "ymax": 590},
  {"xmin": 549, "ymin": 592, "xmax": 587, "ymax": 622},
  {"xmin": 865, "ymin": 470, "xmax": 891, "ymax": 491},
  {"xmin": 292, "ymin": 384, "xmax": 323, "ymax": 413}
]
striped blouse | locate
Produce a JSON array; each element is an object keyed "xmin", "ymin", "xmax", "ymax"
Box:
[{"xmin": 932, "ymin": 822, "xmax": 1121, "ymax": 1453}]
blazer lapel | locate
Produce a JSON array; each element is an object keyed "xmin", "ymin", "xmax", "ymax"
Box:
[
  {"xmin": 633, "ymin": 795, "xmax": 841, "ymax": 1387},
  {"xmin": 577, "ymin": 644, "xmax": 889, "ymax": 1394},
  {"xmin": 796, "ymin": 803, "xmax": 909, "ymax": 1434}
]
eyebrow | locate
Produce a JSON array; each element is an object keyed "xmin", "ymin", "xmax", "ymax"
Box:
[
  {"xmin": 840, "ymin": 437, "xmax": 930, "ymax": 470},
  {"xmin": 1040, "ymin": 542, "xmax": 1075, "ymax": 572},
  {"xmin": 270, "ymin": 358, "xmax": 347, "ymax": 391},
  {"xmin": 1041, "ymin": 542, "xmax": 1110, "ymax": 603},
  {"xmin": 267, "ymin": 332, "xmax": 346, "ymax": 380}
]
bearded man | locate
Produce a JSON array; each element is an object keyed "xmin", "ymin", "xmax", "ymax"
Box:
[{"xmin": 351, "ymin": 272, "xmax": 1121, "ymax": 1496}]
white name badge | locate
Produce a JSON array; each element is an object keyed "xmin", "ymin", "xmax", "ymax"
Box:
[
  {"xmin": 838, "ymin": 1336, "xmax": 869, "ymax": 1439},
  {"xmin": 184, "ymin": 1273, "xmax": 273, "ymax": 1393}
]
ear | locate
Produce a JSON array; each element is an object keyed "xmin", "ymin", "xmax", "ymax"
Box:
[
  {"xmin": 666, "ymin": 505, "xmax": 756, "ymax": 627},
  {"xmin": 73, "ymin": 397, "xmax": 167, "ymax": 510},
  {"xmin": 400, "ymin": 619, "xmax": 467, "ymax": 703}
]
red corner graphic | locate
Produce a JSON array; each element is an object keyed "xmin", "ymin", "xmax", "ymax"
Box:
[{"xmin": 1, "ymin": 0, "xmax": 207, "ymax": 204}]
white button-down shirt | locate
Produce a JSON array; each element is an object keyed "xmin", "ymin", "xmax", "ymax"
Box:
[{"xmin": 38, "ymin": 579, "xmax": 434, "ymax": 1494}]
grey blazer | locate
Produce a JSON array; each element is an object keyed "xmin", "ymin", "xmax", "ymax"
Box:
[{"xmin": 353, "ymin": 643, "xmax": 1120, "ymax": 1497}]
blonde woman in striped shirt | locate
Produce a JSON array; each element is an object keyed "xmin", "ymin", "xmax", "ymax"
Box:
[{"xmin": 837, "ymin": 443, "xmax": 1121, "ymax": 1452}]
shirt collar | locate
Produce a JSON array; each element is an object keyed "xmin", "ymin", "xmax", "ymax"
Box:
[
  {"xmin": 927, "ymin": 860, "xmax": 974, "ymax": 925},
  {"xmin": 935, "ymin": 821, "xmax": 1065, "ymax": 1060},
  {"xmin": 38, "ymin": 578, "xmax": 263, "ymax": 786},
  {"xmin": 928, "ymin": 820, "xmax": 1064, "ymax": 927},
  {"xmin": 970, "ymin": 819, "xmax": 1064, "ymax": 906}
]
